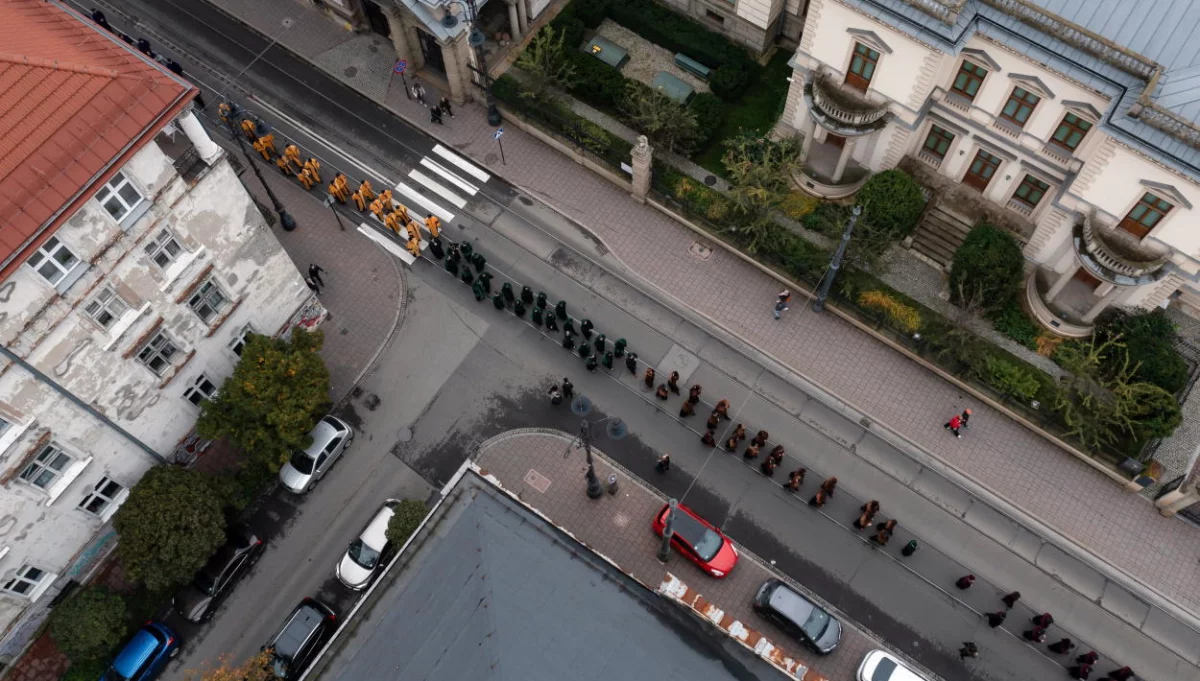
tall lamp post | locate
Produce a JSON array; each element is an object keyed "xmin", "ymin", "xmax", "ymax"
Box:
[
  {"xmin": 564, "ymin": 396, "xmax": 626, "ymax": 499},
  {"xmin": 223, "ymin": 108, "xmax": 297, "ymax": 231},
  {"xmin": 442, "ymin": 0, "xmax": 502, "ymax": 125},
  {"xmin": 811, "ymin": 204, "xmax": 862, "ymax": 312}
]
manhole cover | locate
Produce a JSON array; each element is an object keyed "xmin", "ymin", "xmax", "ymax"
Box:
[
  {"xmin": 689, "ymin": 241, "xmax": 713, "ymax": 260},
  {"xmin": 524, "ymin": 469, "xmax": 551, "ymax": 493},
  {"xmin": 397, "ymin": 427, "xmax": 412, "ymax": 442},
  {"xmin": 704, "ymin": 175, "xmax": 717, "ymax": 186},
  {"xmin": 614, "ymin": 512, "xmax": 630, "ymax": 528},
  {"xmin": 282, "ymin": 17, "xmax": 295, "ymax": 28}
]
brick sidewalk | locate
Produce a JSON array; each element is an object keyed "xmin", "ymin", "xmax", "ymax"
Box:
[
  {"xmin": 474, "ymin": 429, "xmax": 876, "ymax": 681},
  {"xmin": 204, "ymin": 0, "xmax": 1200, "ymax": 618}
]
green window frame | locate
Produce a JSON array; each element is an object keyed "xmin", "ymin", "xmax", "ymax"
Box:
[
  {"xmin": 845, "ymin": 43, "xmax": 880, "ymax": 91},
  {"xmin": 1051, "ymin": 112, "xmax": 1092, "ymax": 151},
  {"xmin": 1012, "ymin": 175, "xmax": 1050, "ymax": 208},
  {"xmin": 951, "ymin": 61, "xmax": 988, "ymax": 101},
  {"xmin": 923, "ymin": 125, "xmax": 955, "ymax": 159},
  {"xmin": 1000, "ymin": 87, "xmax": 1040, "ymax": 127}
]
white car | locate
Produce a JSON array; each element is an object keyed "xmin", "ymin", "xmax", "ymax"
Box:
[
  {"xmin": 279, "ymin": 415, "xmax": 354, "ymax": 494},
  {"xmin": 857, "ymin": 650, "xmax": 928, "ymax": 681},
  {"xmin": 336, "ymin": 499, "xmax": 400, "ymax": 590}
]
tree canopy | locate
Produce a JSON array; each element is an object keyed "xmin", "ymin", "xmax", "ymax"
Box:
[{"xmin": 49, "ymin": 586, "xmax": 129, "ymax": 662}]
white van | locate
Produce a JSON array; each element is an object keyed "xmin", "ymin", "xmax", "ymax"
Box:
[
  {"xmin": 857, "ymin": 650, "xmax": 929, "ymax": 681},
  {"xmin": 336, "ymin": 499, "xmax": 399, "ymax": 590}
]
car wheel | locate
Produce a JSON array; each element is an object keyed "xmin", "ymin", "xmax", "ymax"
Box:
[
  {"xmin": 169, "ymin": 647, "xmax": 181, "ymax": 659},
  {"xmin": 305, "ymin": 481, "xmax": 316, "ymax": 493},
  {"xmin": 343, "ymin": 436, "xmax": 353, "ymax": 450}
]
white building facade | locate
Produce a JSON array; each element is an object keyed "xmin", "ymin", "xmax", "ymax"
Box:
[
  {"xmin": 0, "ymin": 1, "xmax": 314, "ymax": 662},
  {"xmin": 781, "ymin": 0, "xmax": 1200, "ymax": 335}
]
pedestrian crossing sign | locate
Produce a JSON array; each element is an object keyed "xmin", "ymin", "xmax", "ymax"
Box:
[{"xmin": 494, "ymin": 127, "xmax": 504, "ymax": 140}]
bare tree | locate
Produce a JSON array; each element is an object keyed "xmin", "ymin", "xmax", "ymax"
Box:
[{"xmin": 516, "ymin": 27, "xmax": 578, "ymax": 104}]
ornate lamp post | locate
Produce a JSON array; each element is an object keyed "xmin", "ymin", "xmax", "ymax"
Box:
[
  {"xmin": 811, "ymin": 204, "xmax": 862, "ymax": 312},
  {"xmin": 442, "ymin": 0, "xmax": 502, "ymax": 125}
]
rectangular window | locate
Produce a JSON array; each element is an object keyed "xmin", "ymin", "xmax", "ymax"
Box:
[
  {"xmin": 83, "ymin": 287, "xmax": 130, "ymax": 330},
  {"xmin": 78, "ymin": 477, "xmax": 124, "ymax": 516},
  {"xmin": 94, "ymin": 171, "xmax": 144, "ymax": 223},
  {"xmin": 922, "ymin": 125, "xmax": 955, "ymax": 159},
  {"xmin": 183, "ymin": 374, "xmax": 218, "ymax": 406},
  {"xmin": 1051, "ymin": 112, "xmax": 1092, "ymax": 151},
  {"xmin": 950, "ymin": 61, "xmax": 987, "ymax": 101},
  {"xmin": 2, "ymin": 565, "xmax": 48, "ymax": 597},
  {"xmin": 845, "ymin": 43, "xmax": 879, "ymax": 91},
  {"xmin": 137, "ymin": 332, "xmax": 179, "ymax": 376},
  {"xmin": 1012, "ymin": 175, "xmax": 1050, "ymax": 208},
  {"xmin": 187, "ymin": 279, "xmax": 228, "ymax": 324},
  {"xmin": 26, "ymin": 237, "xmax": 79, "ymax": 285},
  {"xmin": 144, "ymin": 230, "xmax": 184, "ymax": 269},
  {"xmin": 1118, "ymin": 193, "xmax": 1173, "ymax": 238},
  {"xmin": 229, "ymin": 325, "xmax": 255, "ymax": 357},
  {"xmin": 1000, "ymin": 87, "xmax": 1040, "ymax": 128},
  {"xmin": 20, "ymin": 444, "xmax": 72, "ymax": 490}
]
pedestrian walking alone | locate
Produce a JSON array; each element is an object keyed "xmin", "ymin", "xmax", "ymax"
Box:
[
  {"xmin": 786, "ymin": 468, "xmax": 805, "ymax": 492},
  {"xmin": 438, "ymin": 96, "xmax": 455, "ymax": 118},
  {"xmin": 1075, "ymin": 652, "xmax": 1098, "ymax": 666},
  {"xmin": 958, "ymin": 642, "xmax": 978, "ymax": 660},
  {"xmin": 412, "ymin": 78, "xmax": 427, "ymax": 106},
  {"xmin": 956, "ymin": 574, "xmax": 976, "ymax": 590},
  {"xmin": 1067, "ymin": 663, "xmax": 1092, "ymax": 680},
  {"xmin": 644, "ymin": 367, "xmax": 656, "ymax": 388},
  {"xmin": 773, "ymin": 289, "xmax": 791, "ymax": 319},
  {"xmin": 715, "ymin": 399, "xmax": 731, "ymax": 420},
  {"xmin": 655, "ymin": 384, "xmax": 669, "ymax": 400},
  {"xmin": 985, "ymin": 611, "xmax": 1006, "ymax": 628},
  {"xmin": 1107, "ymin": 667, "xmax": 1134, "ymax": 681},
  {"xmin": 701, "ymin": 429, "xmax": 716, "ymax": 447},
  {"xmin": 688, "ymin": 384, "xmax": 702, "ymax": 404},
  {"xmin": 820, "ymin": 477, "xmax": 838, "ymax": 497},
  {"xmin": 667, "ymin": 371, "xmax": 680, "ymax": 394},
  {"xmin": 945, "ymin": 413, "xmax": 963, "ymax": 438},
  {"xmin": 1023, "ymin": 626, "xmax": 1047, "ymax": 643},
  {"xmin": 1048, "ymin": 639, "xmax": 1075, "ymax": 655},
  {"xmin": 679, "ymin": 401, "xmax": 694, "ymax": 418},
  {"xmin": 961, "ymin": 408, "xmax": 972, "ymax": 428},
  {"xmin": 562, "ymin": 378, "xmax": 574, "ymax": 399},
  {"xmin": 626, "ymin": 353, "xmax": 638, "ymax": 375},
  {"xmin": 1001, "ymin": 591, "xmax": 1021, "ymax": 609},
  {"xmin": 430, "ymin": 106, "xmax": 443, "ymax": 125},
  {"xmin": 656, "ymin": 454, "xmax": 671, "ymax": 473},
  {"xmin": 901, "ymin": 539, "xmax": 919, "ymax": 557},
  {"xmin": 548, "ymin": 385, "xmax": 562, "ymax": 405},
  {"xmin": 1032, "ymin": 613, "xmax": 1055, "ymax": 627},
  {"xmin": 304, "ymin": 276, "xmax": 321, "ymax": 294},
  {"xmin": 308, "ymin": 263, "xmax": 326, "ymax": 287}
]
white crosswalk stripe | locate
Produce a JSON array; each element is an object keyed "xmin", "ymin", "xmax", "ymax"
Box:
[
  {"xmin": 433, "ymin": 144, "xmax": 491, "ymax": 183},
  {"xmin": 395, "ymin": 182, "xmax": 455, "ymax": 223},
  {"xmin": 408, "ymin": 170, "xmax": 467, "ymax": 209},
  {"xmin": 420, "ymin": 158, "xmax": 478, "ymax": 195}
]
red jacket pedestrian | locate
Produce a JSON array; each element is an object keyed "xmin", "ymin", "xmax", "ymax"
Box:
[
  {"xmin": 1075, "ymin": 652, "xmax": 1098, "ymax": 666},
  {"xmin": 1048, "ymin": 638, "xmax": 1075, "ymax": 654},
  {"xmin": 1068, "ymin": 663, "xmax": 1092, "ymax": 680},
  {"xmin": 1001, "ymin": 591, "xmax": 1021, "ymax": 608},
  {"xmin": 1032, "ymin": 613, "xmax": 1054, "ymax": 627},
  {"xmin": 956, "ymin": 574, "xmax": 976, "ymax": 589}
]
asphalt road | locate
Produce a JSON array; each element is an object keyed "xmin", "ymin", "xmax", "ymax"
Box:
[{"xmin": 74, "ymin": 2, "xmax": 1169, "ymax": 681}]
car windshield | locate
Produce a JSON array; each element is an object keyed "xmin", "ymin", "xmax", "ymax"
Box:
[
  {"xmin": 289, "ymin": 451, "xmax": 314, "ymax": 474},
  {"xmin": 801, "ymin": 607, "xmax": 831, "ymax": 640},
  {"xmin": 193, "ymin": 570, "xmax": 218, "ymax": 596},
  {"xmin": 872, "ymin": 657, "xmax": 898, "ymax": 681},
  {"xmin": 347, "ymin": 539, "xmax": 380, "ymax": 569},
  {"xmin": 673, "ymin": 511, "xmax": 723, "ymax": 562},
  {"xmin": 271, "ymin": 655, "xmax": 289, "ymax": 679}
]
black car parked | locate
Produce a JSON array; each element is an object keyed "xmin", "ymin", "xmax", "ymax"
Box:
[
  {"xmin": 753, "ymin": 579, "xmax": 842, "ymax": 654},
  {"xmin": 264, "ymin": 598, "xmax": 338, "ymax": 680},
  {"xmin": 173, "ymin": 529, "xmax": 263, "ymax": 623}
]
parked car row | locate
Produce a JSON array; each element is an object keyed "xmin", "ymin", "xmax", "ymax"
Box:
[
  {"xmin": 652, "ymin": 502, "xmax": 926, "ymax": 681},
  {"xmin": 101, "ymin": 416, "xmax": 360, "ymax": 681}
]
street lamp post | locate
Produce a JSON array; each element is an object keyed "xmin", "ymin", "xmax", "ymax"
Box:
[
  {"xmin": 657, "ymin": 498, "xmax": 678, "ymax": 562},
  {"xmin": 442, "ymin": 0, "xmax": 502, "ymax": 125},
  {"xmin": 323, "ymin": 195, "xmax": 347, "ymax": 231},
  {"xmin": 577, "ymin": 419, "xmax": 605, "ymax": 499},
  {"xmin": 811, "ymin": 204, "xmax": 862, "ymax": 312}
]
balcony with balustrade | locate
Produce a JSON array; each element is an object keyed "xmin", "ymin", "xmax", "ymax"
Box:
[{"xmin": 804, "ymin": 72, "xmax": 891, "ymax": 137}]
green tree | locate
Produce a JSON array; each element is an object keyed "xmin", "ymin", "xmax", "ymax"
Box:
[
  {"xmin": 49, "ymin": 587, "xmax": 129, "ymax": 662},
  {"xmin": 516, "ymin": 26, "xmax": 578, "ymax": 104},
  {"xmin": 720, "ymin": 133, "xmax": 803, "ymax": 252},
  {"xmin": 619, "ymin": 84, "xmax": 700, "ymax": 154},
  {"xmin": 113, "ymin": 466, "xmax": 227, "ymax": 591},
  {"xmin": 197, "ymin": 329, "xmax": 331, "ymax": 471},
  {"xmin": 1094, "ymin": 309, "xmax": 1188, "ymax": 394},
  {"xmin": 185, "ymin": 651, "xmax": 274, "ymax": 681},
  {"xmin": 385, "ymin": 499, "xmax": 430, "ymax": 547},
  {"xmin": 949, "ymin": 225, "xmax": 1025, "ymax": 310},
  {"xmin": 855, "ymin": 170, "xmax": 925, "ymax": 238}
]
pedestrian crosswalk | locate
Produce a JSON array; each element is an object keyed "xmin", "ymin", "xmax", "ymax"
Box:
[{"xmin": 362, "ymin": 145, "xmax": 491, "ymax": 265}]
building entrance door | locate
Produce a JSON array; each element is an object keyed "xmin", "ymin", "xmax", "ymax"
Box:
[
  {"xmin": 417, "ymin": 28, "xmax": 446, "ymax": 74},
  {"xmin": 826, "ymin": 133, "xmax": 846, "ymax": 149},
  {"xmin": 963, "ymin": 149, "xmax": 1000, "ymax": 191},
  {"xmin": 362, "ymin": 0, "xmax": 390, "ymax": 37},
  {"xmin": 1072, "ymin": 267, "xmax": 1102, "ymax": 289}
]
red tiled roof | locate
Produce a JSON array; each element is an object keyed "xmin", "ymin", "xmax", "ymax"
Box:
[{"xmin": 0, "ymin": 0, "xmax": 194, "ymax": 279}]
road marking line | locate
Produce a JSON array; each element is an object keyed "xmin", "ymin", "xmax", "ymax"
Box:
[
  {"xmin": 420, "ymin": 158, "xmax": 478, "ymax": 195},
  {"xmin": 395, "ymin": 182, "xmax": 455, "ymax": 223},
  {"xmin": 358, "ymin": 224, "xmax": 426, "ymax": 265},
  {"xmin": 407, "ymin": 170, "xmax": 467, "ymax": 209},
  {"xmin": 433, "ymin": 144, "xmax": 490, "ymax": 183},
  {"xmin": 251, "ymin": 97, "xmax": 396, "ymax": 186}
]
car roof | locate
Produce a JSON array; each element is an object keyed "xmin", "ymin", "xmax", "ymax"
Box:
[
  {"xmin": 112, "ymin": 626, "xmax": 164, "ymax": 677},
  {"xmin": 670, "ymin": 506, "xmax": 716, "ymax": 548},
  {"xmin": 767, "ymin": 582, "xmax": 817, "ymax": 625},
  {"xmin": 862, "ymin": 650, "xmax": 927, "ymax": 681},
  {"xmin": 303, "ymin": 417, "xmax": 347, "ymax": 456},
  {"xmin": 272, "ymin": 602, "xmax": 327, "ymax": 658},
  {"xmin": 198, "ymin": 530, "xmax": 257, "ymax": 578},
  {"xmin": 360, "ymin": 503, "xmax": 397, "ymax": 549}
]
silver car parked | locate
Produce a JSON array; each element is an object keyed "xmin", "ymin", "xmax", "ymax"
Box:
[{"xmin": 279, "ymin": 415, "xmax": 354, "ymax": 494}]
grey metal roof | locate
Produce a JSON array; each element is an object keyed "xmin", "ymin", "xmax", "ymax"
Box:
[
  {"xmin": 318, "ymin": 475, "xmax": 780, "ymax": 681},
  {"xmin": 843, "ymin": 0, "xmax": 1200, "ymax": 180}
]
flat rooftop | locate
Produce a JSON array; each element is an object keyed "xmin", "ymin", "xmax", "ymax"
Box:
[{"xmin": 313, "ymin": 472, "xmax": 780, "ymax": 681}]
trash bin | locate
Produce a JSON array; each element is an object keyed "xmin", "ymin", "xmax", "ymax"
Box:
[{"xmin": 607, "ymin": 474, "xmax": 619, "ymax": 495}]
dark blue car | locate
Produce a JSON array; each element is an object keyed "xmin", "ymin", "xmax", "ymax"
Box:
[{"xmin": 101, "ymin": 622, "xmax": 180, "ymax": 681}]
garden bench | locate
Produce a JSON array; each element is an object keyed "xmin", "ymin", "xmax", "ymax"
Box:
[
  {"xmin": 673, "ymin": 52, "xmax": 711, "ymax": 80},
  {"xmin": 652, "ymin": 71, "xmax": 695, "ymax": 104},
  {"xmin": 583, "ymin": 36, "xmax": 630, "ymax": 69}
]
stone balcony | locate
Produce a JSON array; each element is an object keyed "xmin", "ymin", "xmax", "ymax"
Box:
[
  {"xmin": 1075, "ymin": 213, "xmax": 1170, "ymax": 286},
  {"xmin": 804, "ymin": 72, "xmax": 891, "ymax": 137}
]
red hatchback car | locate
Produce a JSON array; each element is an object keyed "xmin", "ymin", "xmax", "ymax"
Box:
[{"xmin": 652, "ymin": 503, "xmax": 739, "ymax": 578}]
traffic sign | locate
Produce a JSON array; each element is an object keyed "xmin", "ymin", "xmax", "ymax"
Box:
[
  {"xmin": 493, "ymin": 127, "xmax": 504, "ymax": 140},
  {"xmin": 394, "ymin": 59, "xmax": 408, "ymax": 74}
]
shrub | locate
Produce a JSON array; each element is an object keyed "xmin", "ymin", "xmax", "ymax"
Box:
[
  {"xmin": 949, "ymin": 225, "xmax": 1025, "ymax": 311},
  {"xmin": 62, "ymin": 659, "xmax": 109, "ymax": 681},
  {"xmin": 710, "ymin": 64, "xmax": 752, "ymax": 100},
  {"xmin": 620, "ymin": 82, "xmax": 700, "ymax": 154},
  {"xmin": 1125, "ymin": 382, "xmax": 1183, "ymax": 440},
  {"xmin": 551, "ymin": 15, "xmax": 585, "ymax": 49},
  {"xmin": 49, "ymin": 587, "xmax": 129, "ymax": 662},
  {"xmin": 573, "ymin": 0, "xmax": 610, "ymax": 28},
  {"xmin": 779, "ymin": 192, "xmax": 819, "ymax": 220},
  {"xmin": 1094, "ymin": 310, "xmax": 1189, "ymax": 394},
  {"xmin": 977, "ymin": 355, "xmax": 1041, "ymax": 401},
  {"xmin": 688, "ymin": 93, "xmax": 725, "ymax": 147},
  {"xmin": 385, "ymin": 499, "xmax": 431, "ymax": 547},
  {"xmin": 855, "ymin": 170, "xmax": 925, "ymax": 238},
  {"xmin": 492, "ymin": 74, "xmax": 522, "ymax": 104},
  {"xmin": 565, "ymin": 51, "xmax": 627, "ymax": 109},
  {"xmin": 801, "ymin": 202, "xmax": 850, "ymax": 238},
  {"xmin": 858, "ymin": 290, "xmax": 922, "ymax": 333},
  {"xmin": 988, "ymin": 299, "xmax": 1041, "ymax": 350}
]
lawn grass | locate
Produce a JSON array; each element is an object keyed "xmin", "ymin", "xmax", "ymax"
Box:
[{"xmin": 692, "ymin": 51, "xmax": 794, "ymax": 176}]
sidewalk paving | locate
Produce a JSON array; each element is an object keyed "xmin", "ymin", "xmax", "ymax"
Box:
[
  {"xmin": 205, "ymin": 0, "xmax": 1200, "ymax": 622},
  {"xmin": 473, "ymin": 429, "xmax": 876, "ymax": 681}
]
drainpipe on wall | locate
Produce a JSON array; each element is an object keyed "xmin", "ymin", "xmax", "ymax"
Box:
[{"xmin": 0, "ymin": 345, "xmax": 167, "ymax": 465}]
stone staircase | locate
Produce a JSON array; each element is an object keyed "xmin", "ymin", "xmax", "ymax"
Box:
[{"xmin": 909, "ymin": 203, "xmax": 976, "ymax": 270}]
